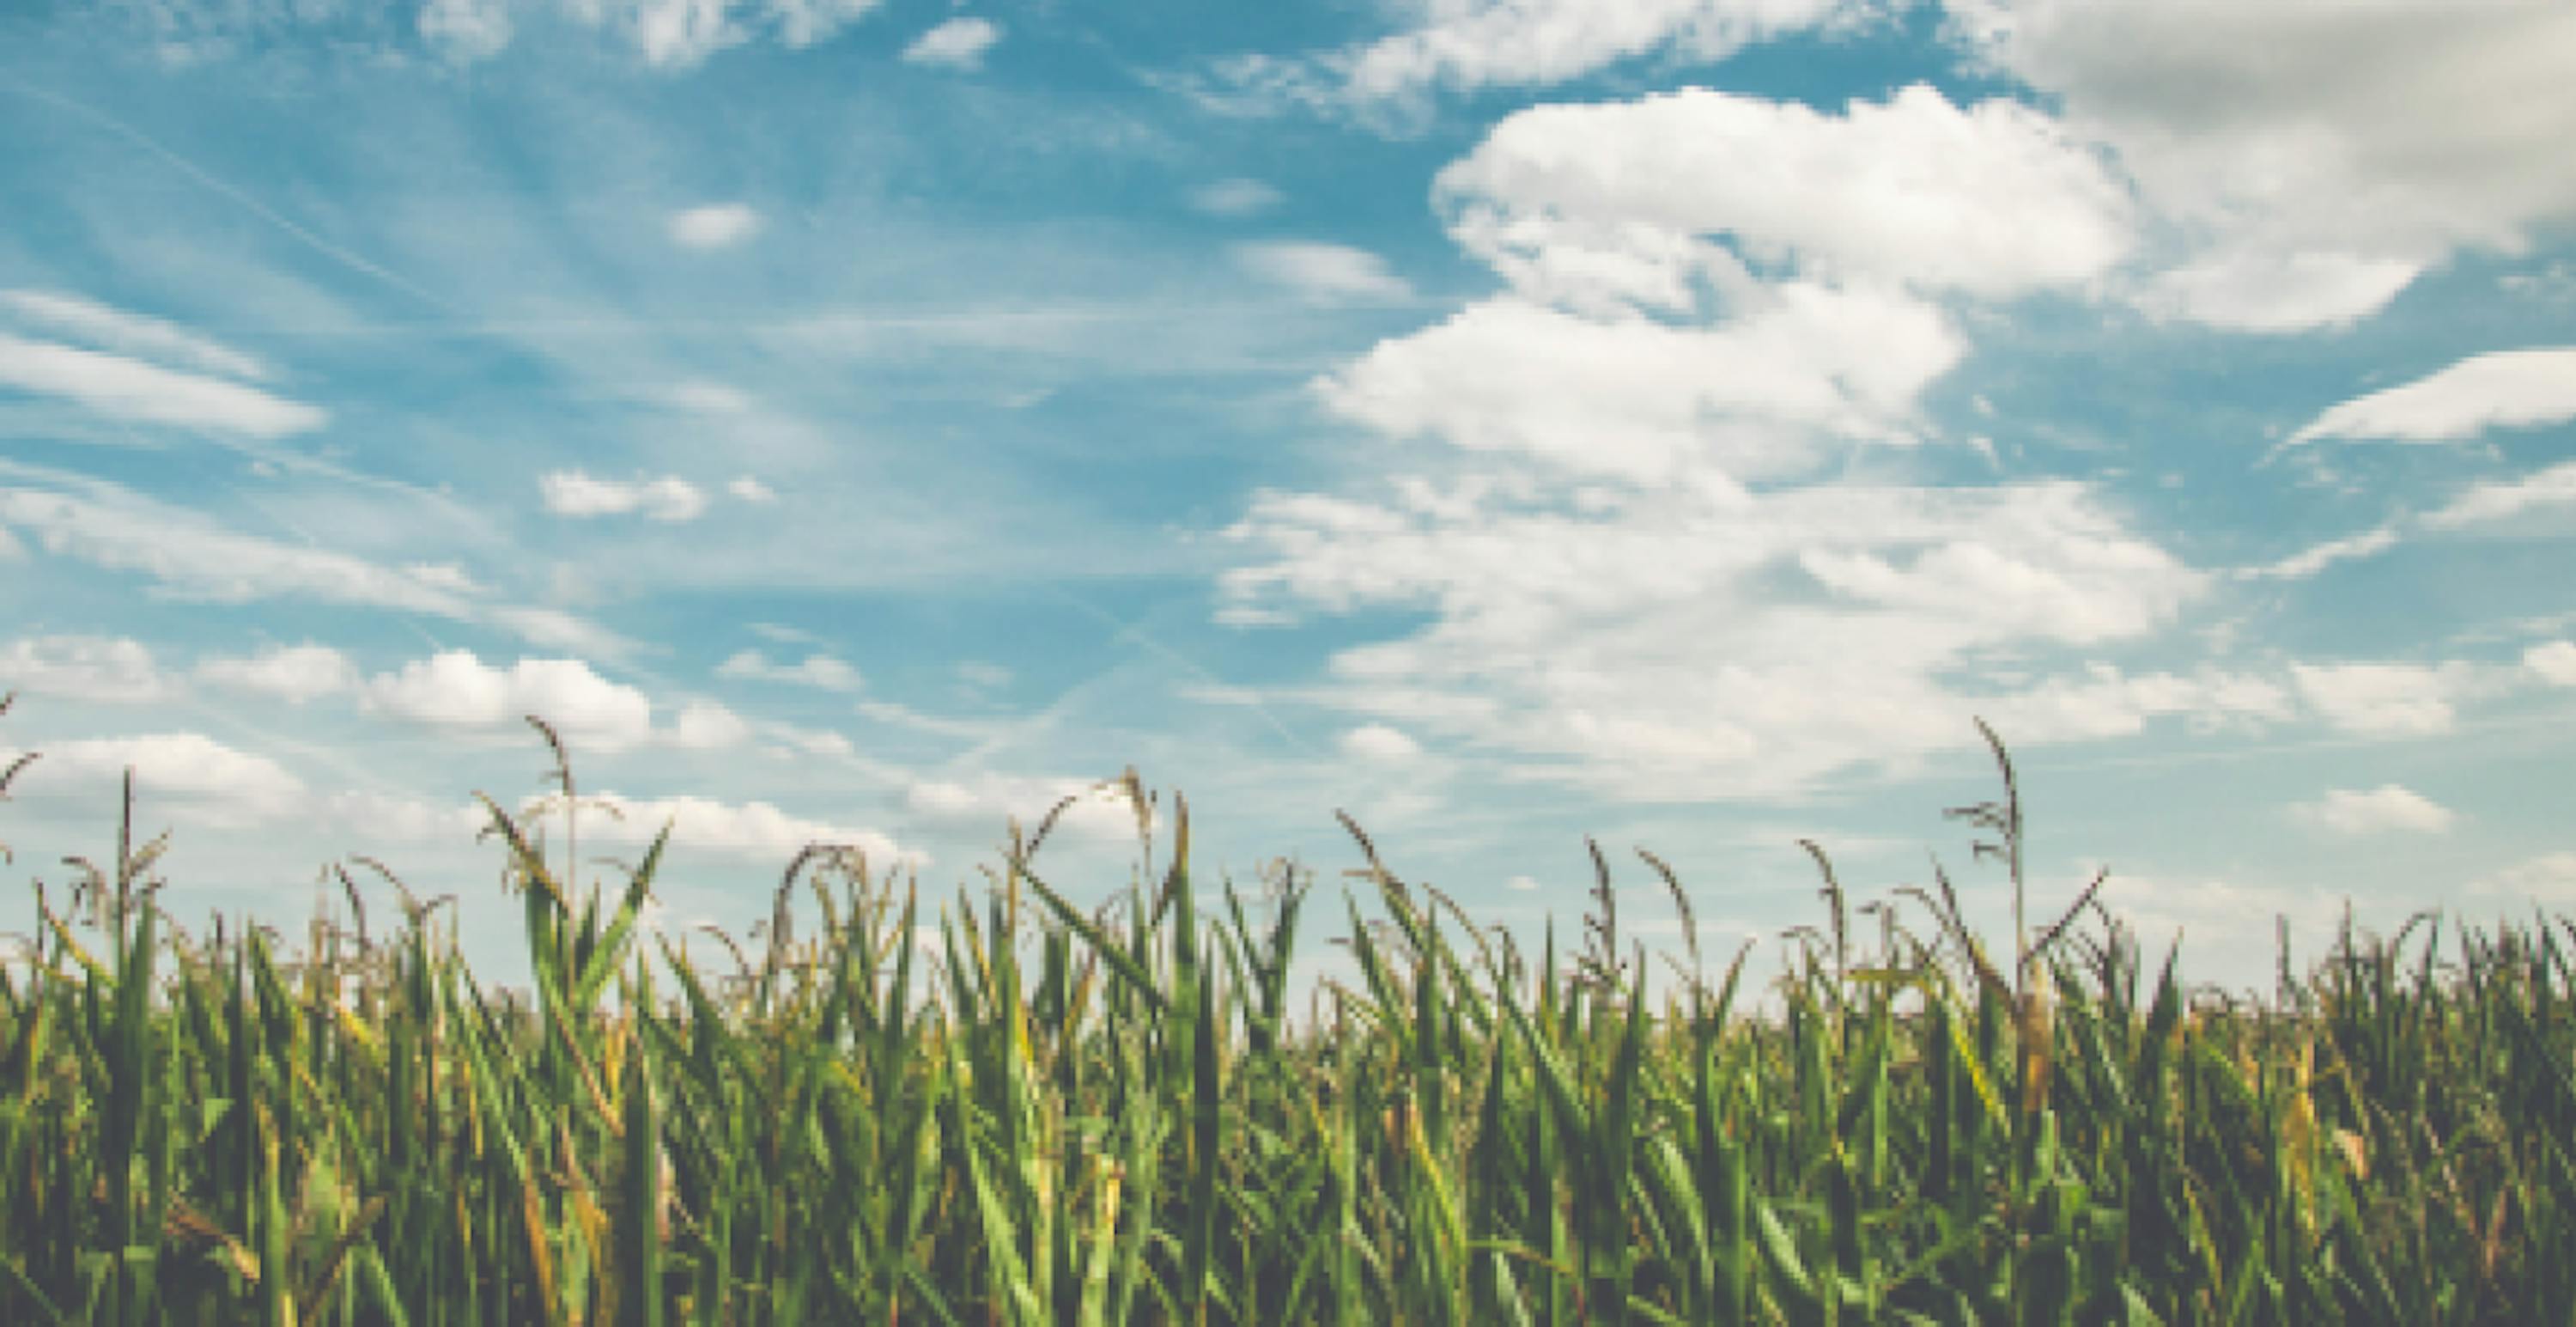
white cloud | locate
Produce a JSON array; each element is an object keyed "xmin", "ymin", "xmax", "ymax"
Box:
[
  {"xmin": 1505, "ymin": 874, "xmax": 1540, "ymax": 892},
  {"xmin": 538, "ymin": 471, "xmax": 708, "ymax": 522},
  {"xmin": 366, "ymin": 650, "xmax": 655, "ymax": 752},
  {"xmin": 1956, "ymin": 1, "xmax": 2576, "ymax": 330},
  {"xmin": 1281, "ymin": 0, "xmax": 1849, "ymax": 107},
  {"xmin": 2293, "ymin": 784, "xmax": 2457, "ymax": 837},
  {"xmin": 0, "ymin": 290, "xmax": 270, "ymax": 380},
  {"xmin": 1340, "ymin": 722, "xmax": 1422, "ymax": 762},
  {"xmin": 0, "ymin": 472, "xmax": 600, "ymax": 656},
  {"xmin": 902, "ymin": 16, "xmax": 1001, "ymax": 70},
  {"xmin": 2099, "ymin": 874, "xmax": 2384, "ymax": 992},
  {"xmin": 2424, "ymin": 460, "xmax": 2576, "ymax": 533},
  {"xmin": 575, "ymin": 791, "xmax": 913, "ymax": 867},
  {"xmin": 2527, "ymin": 642, "xmax": 2576, "ymax": 687},
  {"xmin": 662, "ymin": 380, "xmax": 755, "ymax": 414},
  {"xmin": 1226, "ymin": 479, "xmax": 2208, "ymax": 799},
  {"xmin": 2290, "ymin": 350, "xmax": 2576, "ymax": 447},
  {"xmin": 2242, "ymin": 524, "xmax": 2400, "ymax": 581},
  {"xmin": 767, "ymin": 0, "xmax": 886, "ymax": 49},
  {"xmin": 667, "ymin": 204, "xmax": 762, "ymax": 250},
  {"xmin": 318, "ymin": 788, "xmax": 484, "ymax": 843},
  {"xmin": 485, "ymin": 606, "xmax": 645, "ymax": 662},
  {"xmin": 0, "ymin": 333, "xmax": 324, "ymax": 438},
  {"xmin": 2469, "ymin": 853, "xmax": 2576, "ymax": 908},
  {"xmin": 417, "ymin": 0, "xmax": 513, "ymax": 61},
  {"xmin": 762, "ymin": 722, "xmax": 855, "ymax": 760},
  {"xmin": 2289, "ymin": 661, "xmax": 2470, "ymax": 737},
  {"xmin": 671, "ymin": 698, "xmax": 752, "ymax": 749},
  {"xmin": 746, "ymin": 621, "xmax": 823, "ymax": 646},
  {"xmin": 1437, "ymin": 84, "xmax": 2134, "ymax": 305},
  {"xmin": 4, "ymin": 732, "xmax": 303, "ymax": 825},
  {"xmin": 1981, "ymin": 664, "xmax": 2290, "ymax": 744},
  {"xmin": 904, "ymin": 774, "xmax": 1143, "ymax": 843},
  {"xmin": 622, "ymin": 0, "xmax": 744, "ymax": 66},
  {"xmin": 0, "ymin": 636, "xmax": 175, "ymax": 704},
  {"xmin": 404, "ymin": 562, "xmax": 484, "ymax": 595},
  {"xmin": 1189, "ymin": 178, "xmax": 1284, "ymax": 217},
  {"xmin": 2136, "ymin": 249, "xmax": 2419, "ymax": 334},
  {"xmin": 1234, "ymin": 241, "xmax": 1413, "ymax": 303},
  {"xmin": 955, "ymin": 660, "xmax": 1012, "ymax": 689},
  {"xmin": 196, "ymin": 642, "xmax": 358, "ymax": 703},
  {"xmin": 726, "ymin": 476, "xmax": 778, "ymax": 504},
  {"xmin": 1317, "ymin": 285, "xmax": 1962, "ymax": 484},
  {"xmin": 717, "ymin": 648, "xmax": 863, "ymax": 691}
]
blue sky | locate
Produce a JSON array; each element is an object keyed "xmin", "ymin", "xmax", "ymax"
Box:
[{"xmin": 3, "ymin": 0, "xmax": 2573, "ymax": 989}]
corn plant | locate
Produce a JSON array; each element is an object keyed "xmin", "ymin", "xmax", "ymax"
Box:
[{"xmin": 0, "ymin": 703, "xmax": 2569, "ymax": 1323}]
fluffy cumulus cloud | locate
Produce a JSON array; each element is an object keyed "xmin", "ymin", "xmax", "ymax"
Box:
[
  {"xmin": 671, "ymin": 698, "xmax": 752, "ymax": 749},
  {"xmin": 1234, "ymin": 241, "xmax": 1413, "ymax": 303},
  {"xmin": 1436, "ymin": 85, "xmax": 2135, "ymax": 305},
  {"xmin": 365, "ymin": 651, "xmax": 656, "ymax": 751},
  {"xmin": 0, "ymin": 636, "xmax": 175, "ymax": 704},
  {"xmin": 1953, "ymin": 0, "xmax": 2576, "ymax": 330},
  {"xmin": 196, "ymin": 642, "xmax": 359, "ymax": 703},
  {"xmin": 1226, "ymin": 480, "xmax": 2211, "ymax": 798},
  {"xmin": 716, "ymin": 648, "xmax": 862, "ymax": 691},
  {"xmin": 2290, "ymin": 349, "xmax": 2576, "ymax": 447},
  {"xmin": 574, "ymin": 792, "xmax": 912, "ymax": 867},
  {"xmin": 2529, "ymin": 642, "xmax": 2576, "ymax": 687},
  {"xmin": 1340, "ymin": 722, "xmax": 1422, "ymax": 762},
  {"xmin": 1318, "ymin": 285, "xmax": 1962, "ymax": 484},
  {"xmin": 3, "ymin": 732, "xmax": 305, "ymax": 825},
  {"xmin": 538, "ymin": 471, "xmax": 708, "ymax": 522},
  {"xmin": 2288, "ymin": 661, "xmax": 2473, "ymax": 737},
  {"xmin": 667, "ymin": 204, "xmax": 762, "ymax": 250},
  {"xmin": 2293, "ymin": 785, "xmax": 2457, "ymax": 837},
  {"xmin": 1218, "ymin": 80, "xmax": 2228, "ymax": 800},
  {"xmin": 901, "ymin": 16, "xmax": 1001, "ymax": 70}
]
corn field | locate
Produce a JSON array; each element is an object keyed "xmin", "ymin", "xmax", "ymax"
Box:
[{"xmin": 2, "ymin": 707, "xmax": 2573, "ymax": 1324}]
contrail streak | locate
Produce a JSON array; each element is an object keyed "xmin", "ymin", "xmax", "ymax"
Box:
[{"xmin": 3, "ymin": 79, "xmax": 461, "ymax": 315}]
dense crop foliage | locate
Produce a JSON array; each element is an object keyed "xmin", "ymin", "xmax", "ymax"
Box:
[{"xmin": 3, "ymin": 705, "xmax": 2573, "ymax": 1324}]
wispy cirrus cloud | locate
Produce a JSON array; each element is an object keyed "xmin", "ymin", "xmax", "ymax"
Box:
[
  {"xmin": 0, "ymin": 332, "xmax": 323, "ymax": 438},
  {"xmin": 2425, "ymin": 460, "xmax": 2576, "ymax": 533},
  {"xmin": 1233, "ymin": 241, "xmax": 1413, "ymax": 304},
  {"xmin": 1, "ymin": 289, "xmax": 270, "ymax": 380},
  {"xmin": 2289, "ymin": 349, "xmax": 2576, "ymax": 447},
  {"xmin": 716, "ymin": 648, "xmax": 863, "ymax": 692}
]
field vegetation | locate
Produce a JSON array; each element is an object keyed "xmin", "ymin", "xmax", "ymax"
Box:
[{"xmin": 1, "ymin": 700, "xmax": 2571, "ymax": 1324}]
